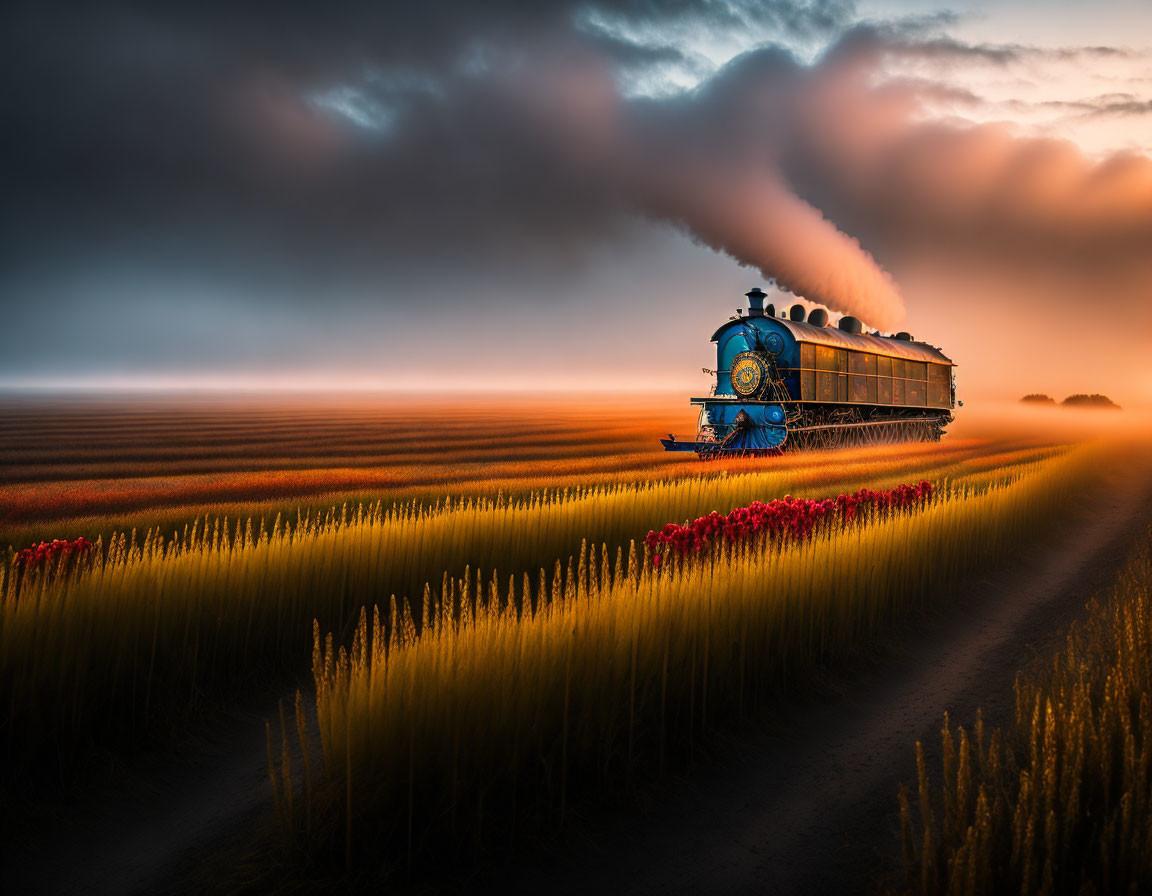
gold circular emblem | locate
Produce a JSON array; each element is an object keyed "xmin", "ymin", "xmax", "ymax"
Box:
[{"xmin": 731, "ymin": 353, "xmax": 764, "ymax": 397}]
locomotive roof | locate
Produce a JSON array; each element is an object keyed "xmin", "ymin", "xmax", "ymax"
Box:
[{"xmin": 712, "ymin": 316, "xmax": 955, "ymax": 365}]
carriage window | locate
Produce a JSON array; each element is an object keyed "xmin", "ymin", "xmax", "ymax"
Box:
[
  {"xmin": 815, "ymin": 346, "xmax": 838, "ymax": 371},
  {"xmin": 927, "ymin": 364, "xmax": 951, "ymax": 407}
]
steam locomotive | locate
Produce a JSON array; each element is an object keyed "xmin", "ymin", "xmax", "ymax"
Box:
[{"xmin": 661, "ymin": 286, "xmax": 955, "ymax": 455}]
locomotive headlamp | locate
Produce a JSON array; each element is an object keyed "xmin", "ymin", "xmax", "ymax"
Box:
[{"xmin": 730, "ymin": 352, "xmax": 767, "ymax": 397}]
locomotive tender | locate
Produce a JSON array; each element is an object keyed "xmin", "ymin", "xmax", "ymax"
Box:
[{"xmin": 662, "ymin": 286, "xmax": 955, "ymax": 455}]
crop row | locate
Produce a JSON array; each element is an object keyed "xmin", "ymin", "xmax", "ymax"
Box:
[
  {"xmin": 898, "ymin": 529, "xmax": 1152, "ymax": 895},
  {"xmin": 0, "ymin": 439, "xmax": 1058, "ymax": 550},
  {"xmin": 270, "ymin": 446, "xmax": 1103, "ymax": 875},
  {"xmin": 0, "ymin": 445, "xmax": 1069, "ymax": 789}
]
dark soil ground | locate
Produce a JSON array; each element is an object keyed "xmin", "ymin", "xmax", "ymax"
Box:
[{"xmin": 7, "ymin": 458, "xmax": 1152, "ymax": 896}]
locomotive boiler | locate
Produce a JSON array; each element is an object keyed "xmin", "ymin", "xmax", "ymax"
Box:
[{"xmin": 661, "ymin": 286, "xmax": 955, "ymax": 456}]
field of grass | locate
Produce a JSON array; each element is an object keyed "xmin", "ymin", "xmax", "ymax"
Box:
[
  {"xmin": 1, "ymin": 399, "xmax": 1076, "ymax": 788},
  {"xmin": 0, "ymin": 394, "xmax": 1065, "ymax": 546},
  {"xmin": 0, "ymin": 395, "xmax": 695, "ymax": 533},
  {"xmin": 266, "ymin": 442, "xmax": 1111, "ymax": 875},
  {"xmin": 3, "ymin": 394, "xmax": 1144, "ymax": 889},
  {"xmin": 898, "ymin": 529, "xmax": 1152, "ymax": 896}
]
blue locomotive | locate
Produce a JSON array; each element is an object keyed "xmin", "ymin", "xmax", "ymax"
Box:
[{"xmin": 662, "ymin": 285, "xmax": 955, "ymax": 455}]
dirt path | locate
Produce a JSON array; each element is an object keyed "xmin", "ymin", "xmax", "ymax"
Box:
[
  {"xmin": 498, "ymin": 461, "xmax": 1152, "ymax": 896},
  {"xmin": 5, "ymin": 692, "xmax": 281, "ymax": 896}
]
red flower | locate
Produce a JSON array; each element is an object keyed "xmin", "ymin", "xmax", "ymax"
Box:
[
  {"xmin": 13, "ymin": 536, "xmax": 94, "ymax": 574},
  {"xmin": 647, "ymin": 481, "xmax": 937, "ymax": 567}
]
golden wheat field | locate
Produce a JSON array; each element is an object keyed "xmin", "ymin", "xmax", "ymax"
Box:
[
  {"xmin": 899, "ymin": 531, "xmax": 1152, "ymax": 896},
  {"xmin": 3, "ymin": 394, "xmax": 1150, "ymax": 893}
]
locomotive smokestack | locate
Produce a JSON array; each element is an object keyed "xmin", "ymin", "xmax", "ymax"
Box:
[{"xmin": 745, "ymin": 287, "xmax": 766, "ymax": 317}]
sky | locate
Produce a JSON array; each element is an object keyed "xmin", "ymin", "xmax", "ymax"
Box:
[{"xmin": 2, "ymin": 0, "xmax": 1151, "ymax": 406}]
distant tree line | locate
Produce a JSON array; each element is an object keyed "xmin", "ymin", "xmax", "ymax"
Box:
[{"xmin": 1020, "ymin": 393, "xmax": 1121, "ymax": 409}]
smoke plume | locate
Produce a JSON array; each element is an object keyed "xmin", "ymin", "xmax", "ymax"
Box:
[
  {"xmin": 4, "ymin": 3, "xmax": 1152, "ymax": 342},
  {"xmin": 630, "ymin": 164, "xmax": 906, "ymax": 327}
]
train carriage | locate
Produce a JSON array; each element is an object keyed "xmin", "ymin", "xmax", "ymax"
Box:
[{"xmin": 662, "ymin": 287, "xmax": 955, "ymax": 455}]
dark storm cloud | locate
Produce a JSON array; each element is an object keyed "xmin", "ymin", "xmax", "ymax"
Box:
[
  {"xmin": 5, "ymin": 0, "xmax": 904, "ymax": 321},
  {"xmin": 3, "ymin": 0, "xmax": 1152, "ymax": 335},
  {"xmin": 0, "ymin": 1, "xmax": 854, "ymax": 270}
]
